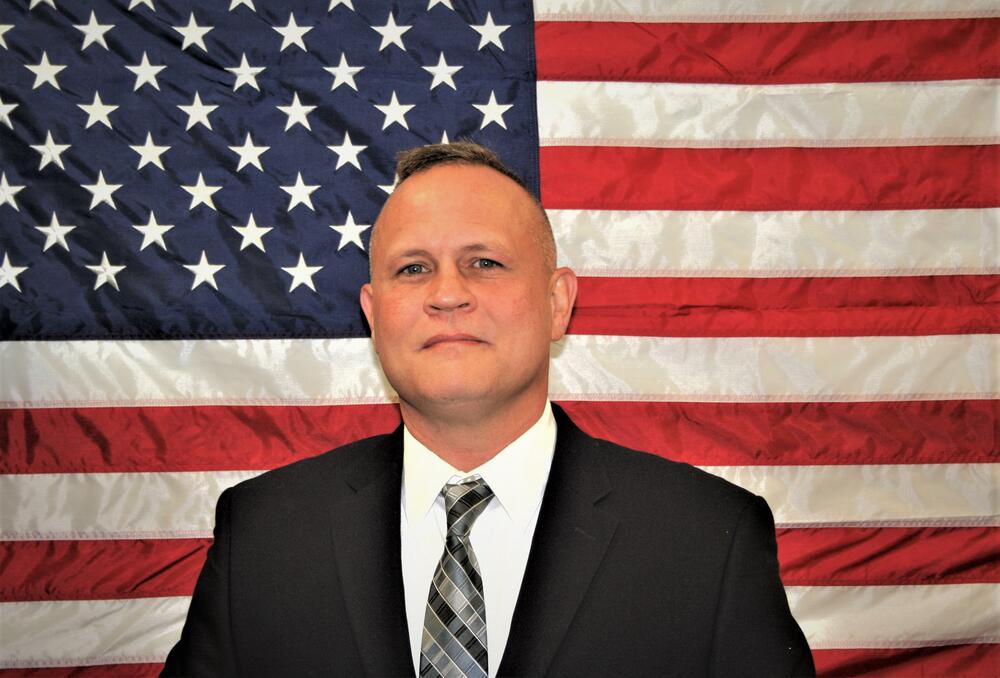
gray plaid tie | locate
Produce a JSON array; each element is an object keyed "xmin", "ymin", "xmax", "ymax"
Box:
[{"xmin": 419, "ymin": 478, "xmax": 495, "ymax": 678}]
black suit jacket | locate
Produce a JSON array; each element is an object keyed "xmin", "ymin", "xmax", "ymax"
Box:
[{"xmin": 163, "ymin": 406, "xmax": 814, "ymax": 677}]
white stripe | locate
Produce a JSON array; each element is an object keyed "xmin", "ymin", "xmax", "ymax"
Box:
[
  {"xmin": 2, "ymin": 584, "xmax": 998, "ymax": 668},
  {"xmin": 537, "ymin": 80, "xmax": 1000, "ymax": 147},
  {"xmin": 0, "ymin": 470, "xmax": 257, "ymax": 540},
  {"xmin": 549, "ymin": 335, "xmax": 997, "ymax": 402},
  {"xmin": 703, "ymin": 464, "xmax": 1000, "ymax": 528},
  {"xmin": 788, "ymin": 584, "xmax": 1000, "ymax": 649},
  {"xmin": 2, "ymin": 464, "xmax": 995, "ymax": 540},
  {"xmin": 533, "ymin": 0, "xmax": 1000, "ymax": 21},
  {"xmin": 1, "ymin": 335, "xmax": 995, "ymax": 408},
  {"xmin": 0, "ymin": 597, "xmax": 189, "ymax": 668},
  {"xmin": 551, "ymin": 208, "xmax": 1000, "ymax": 276}
]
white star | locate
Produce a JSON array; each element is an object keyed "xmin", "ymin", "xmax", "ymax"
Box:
[
  {"xmin": 232, "ymin": 213, "xmax": 272, "ymax": 252},
  {"xmin": 29, "ymin": 0, "xmax": 56, "ymax": 9},
  {"xmin": 229, "ymin": 0, "xmax": 255, "ymax": 10},
  {"xmin": 87, "ymin": 252, "xmax": 126, "ymax": 291},
  {"xmin": 378, "ymin": 174, "xmax": 398, "ymax": 194},
  {"xmin": 373, "ymin": 12, "xmax": 411, "ymax": 51},
  {"xmin": 428, "ymin": 0, "xmax": 454, "ymax": 8},
  {"xmin": 35, "ymin": 213, "xmax": 75, "ymax": 252},
  {"xmin": 277, "ymin": 92, "xmax": 315, "ymax": 131},
  {"xmin": 327, "ymin": 131, "xmax": 366, "ymax": 171},
  {"xmin": 273, "ymin": 14, "xmax": 312, "ymax": 52},
  {"xmin": 178, "ymin": 92, "xmax": 218, "ymax": 131},
  {"xmin": 82, "ymin": 171, "xmax": 122, "ymax": 210},
  {"xmin": 281, "ymin": 172, "xmax": 319, "ymax": 211},
  {"xmin": 74, "ymin": 11, "xmax": 114, "ymax": 50},
  {"xmin": 226, "ymin": 53, "xmax": 264, "ymax": 91},
  {"xmin": 324, "ymin": 53, "xmax": 363, "ymax": 91},
  {"xmin": 128, "ymin": 0, "xmax": 154, "ymax": 10},
  {"xmin": 25, "ymin": 52, "xmax": 66, "ymax": 90},
  {"xmin": 282, "ymin": 253, "xmax": 322, "ymax": 292},
  {"xmin": 77, "ymin": 91, "xmax": 118, "ymax": 129},
  {"xmin": 173, "ymin": 13, "xmax": 212, "ymax": 52},
  {"xmin": 184, "ymin": 251, "xmax": 226, "ymax": 290},
  {"xmin": 473, "ymin": 90, "xmax": 513, "ymax": 130},
  {"xmin": 0, "ymin": 173, "xmax": 24, "ymax": 210},
  {"xmin": 470, "ymin": 12, "xmax": 510, "ymax": 51},
  {"xmin": 0, "ymin": 25, "xmax": 13, "ymax": 49},
  {"xmin": 229, "ymin": 132, "xmax": 269, "ymax": 171},
  {"xmin": 423, "ymin": 52, "xmax": 462, "ymax": 90},
  {"xmin": 328, "ymin": 0, "xmax": 354, "ymax": 10},
  {"xmin": 0, "ymin": 94, "xmax": 16, "ymax": 129},
  {"xmin": 126, "ymin": 52, "xmax": 165, "ymax": 91},
  {"xmin": 30, "ymin": 131, "xmax": 70, "ymax": 170},
  {"xmin": 132, "ymin": 211, "xmax": 174, "ymax": 250},
  {"xmin": 181, "ymin": 173, "xmax": 222, "ymax": 211},
  {"xmin": 374, "ymin": 91, "xmax": 414, "ymax": 130},
  {"xmin": 330, "ymin": 212, "xmax": 370, "ymax": 251},
  {"xmin": 440, "ymin": 130, "xmax": 450, "ymax": 144},
  {"xmin": 130, "ymin": 132, "xmax": 170, "ymax": 170},
  {"xmin": 0, "ymin": 253, "xmax": 28, "ymax": 292}
]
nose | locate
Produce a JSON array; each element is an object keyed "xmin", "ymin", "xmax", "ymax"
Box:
[{"xmin": 425, "ymin": 264, "xmax": 475, "ymax": 314}]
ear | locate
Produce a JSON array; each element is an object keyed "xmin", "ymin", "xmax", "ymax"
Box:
[
  {"xmin": 360, "ymin": 283, "xmax": 375, "ymax": 334},
  {"xmin": 548, "ymin": 267, "xmax": 578, "ymax": 341}
]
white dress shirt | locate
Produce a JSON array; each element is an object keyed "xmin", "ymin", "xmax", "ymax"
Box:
[{"xmin": 400, "ymin": 401, "xmax": 557, "ymax": 678}]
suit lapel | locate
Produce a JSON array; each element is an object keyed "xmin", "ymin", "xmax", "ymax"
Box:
[
  {"xmin": 497, "ymin": 407, "xmax": 619, "ymax": 676},
  {"xmin": 328, "ymin": 428, "xmax": 415, "ymax": 677}
]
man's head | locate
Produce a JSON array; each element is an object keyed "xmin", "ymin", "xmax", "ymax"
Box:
[
  {"xmin": 369, "ymin": 142, "xmax": 557, "ymax": 272},
  {"xmin": 360, "ymin": 142, "xmax": 576, "ymax": 426}
]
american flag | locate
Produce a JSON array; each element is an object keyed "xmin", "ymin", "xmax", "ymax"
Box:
[{"xmin": 1, "ymin": 0, "xmax": 997, "ymax": 676}]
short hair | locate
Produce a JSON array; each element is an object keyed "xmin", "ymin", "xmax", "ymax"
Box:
[{"xmin": 372, "ymin": 141, "xmax": 557, "ymax": 271}]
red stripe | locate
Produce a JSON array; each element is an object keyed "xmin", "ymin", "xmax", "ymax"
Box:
[
  {"xmin": 0, "ymin": 666, "xmax": 161, "ymax": 677},
  {"xmin": 1, "ymin": 539, "xmax": 209, "ymax": 602},
  {"xmin": 813, "ymin": 644, "xmax": 1000, "ymax": 678},
  {"xmin": 0, "ymin": 404, "xmax": 401, "ymax": 474},
  {"xmin": 571, "ymin": 275, "xmax": 1000, "ymax": 337},
  {"xmin": 3, "ymin": 400, "xmax": 995, "ymax": 474},
  {"xmin": 4, "ymin": 525, "xmax": 995, "ymax": 603},
  {"xmin": 539, "ymin": 146, "xmax": 1000, "ymax": 211},
  {"xmin": 536, "ymin": 19, "xmax": 1000, "ymax": 83},
  {"xmin": 557, "ymin": 401, "xmax": 998, "ymax": 467},
  {"xmin": 777, "ymin": 527, "xmax": 1000, "ymax": 587}
]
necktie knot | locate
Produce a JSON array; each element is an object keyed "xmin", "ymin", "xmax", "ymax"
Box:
[{"xmin": 443, "ymin": 478, "xmax": 494, "ymax": 538}]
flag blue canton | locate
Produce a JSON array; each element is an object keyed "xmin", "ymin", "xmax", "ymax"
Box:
[{"xmin": 0, "ymin": 0, "xmax": 539, "ymax": 340}]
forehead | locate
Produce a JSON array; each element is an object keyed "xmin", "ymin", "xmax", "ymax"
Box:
[{"xmin": 374, "ymin": 164, "xmax": 537, "ymax": 251}]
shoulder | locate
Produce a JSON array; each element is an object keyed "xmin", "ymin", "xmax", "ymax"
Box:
[
  {"xmin": 595, "ymin": 432, "xmax": 753, "ymax": 514},
  {"xmin": 553, "ymin": 405, "xmax": 758, "ymax": 522}
]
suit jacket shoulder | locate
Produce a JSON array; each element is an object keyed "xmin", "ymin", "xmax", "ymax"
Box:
[
  {"xmin": 162, "ymin": 427, "xmax": 410, "ymax": 677},
  {"xmin": 498, "ymin": 406, "xmax": 814, "ymax": 677}
]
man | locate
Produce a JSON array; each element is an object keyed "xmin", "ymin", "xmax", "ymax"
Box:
[{"xmin": 163, "ymin": 142, "xmax": 814, "ymax": 677}]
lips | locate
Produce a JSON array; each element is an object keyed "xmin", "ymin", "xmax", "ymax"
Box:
[{"xmin": 422, "ymin": 333, "xmax": 484, "ymax": 349}]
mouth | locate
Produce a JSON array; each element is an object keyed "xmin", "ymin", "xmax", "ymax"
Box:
[{"xmin": 422, "ymin": 334, "xmax": 485, "ymax": 349}]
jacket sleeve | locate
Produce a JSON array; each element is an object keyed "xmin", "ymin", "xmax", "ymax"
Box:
[
  {"xmin": 161, "ymin": 488, "xmax": 239, "ymax": 677},
  {"xmin": 709, "ymin": 494, "xmax": 815, "ymax": 678}
]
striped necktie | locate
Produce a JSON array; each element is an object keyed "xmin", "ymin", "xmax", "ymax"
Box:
[{"xmin": 419, "ymin": 478, "xmax": 495, "ymax": 678}]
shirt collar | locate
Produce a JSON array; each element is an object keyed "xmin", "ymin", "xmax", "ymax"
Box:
[{"xmin": 402, "ymin": 401, "xmax": 556, "ymax": 530}]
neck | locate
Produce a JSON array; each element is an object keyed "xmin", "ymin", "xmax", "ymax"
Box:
[{"xmin": 400, "ymin": 395, "xmax": 547, "ymax": 472}]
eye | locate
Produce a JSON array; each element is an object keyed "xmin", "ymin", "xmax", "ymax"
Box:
[
  {"xmin": 473, "ymin": 258, "xmax": 502, "ymax": 269},
  {"xmin": 398, "ymin": 263, "xmax": 428, "ymax": 275}
]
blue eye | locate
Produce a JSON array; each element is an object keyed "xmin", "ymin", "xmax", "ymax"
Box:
[
  {"xmin": 474, "ymin": 258, "xmax": 501, "ymax": 269},
  {"xmin": 399, "ymin": 263, "xmax": 427, "ymax": 275}
]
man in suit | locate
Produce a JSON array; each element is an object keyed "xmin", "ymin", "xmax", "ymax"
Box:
[{"xmin": 163, "ymin": 142, "xmax": 814, "ymax": 677}]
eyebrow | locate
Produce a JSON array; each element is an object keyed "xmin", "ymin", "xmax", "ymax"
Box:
[{"xmin": 390, "ymin": 243, "xmax": 507, "ymax": 260}]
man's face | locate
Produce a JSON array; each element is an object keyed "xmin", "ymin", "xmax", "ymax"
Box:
[{"xmin": 360, "ymin": 163, "xmax": 576, "ymax": 420}]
